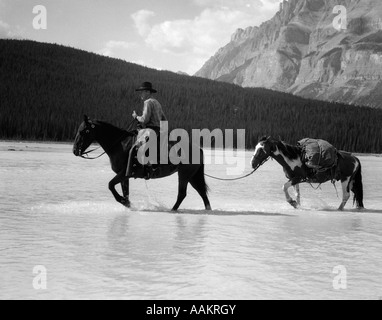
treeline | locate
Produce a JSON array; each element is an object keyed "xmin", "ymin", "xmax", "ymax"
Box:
[{"xmin": 0, "ymin": 39, "xmax": 381, "ymax": 153}]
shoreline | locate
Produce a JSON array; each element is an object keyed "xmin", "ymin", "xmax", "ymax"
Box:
[
  {"xmin": 1, "ymin": 140, "xmax": 381, "ymax": 157},
  {"xmin": 0, "ymin": 139, "xmax": 73, "ymax": 145},
  {"xmin": 0, "ymin": 140, "xmax": 73, "ymax": 153}
]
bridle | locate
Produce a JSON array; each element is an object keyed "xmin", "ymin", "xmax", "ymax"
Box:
[
  {"xmin": 252, "ymin": 143, "xmax": 273, "ymax": 172},
  {"xmin": 78, "ymin": 119, "xmax": 138, "ymax": 160},
  {"xmin": 252, "ymin": 154, "xmax": 271, "ymax": 172},
  {"xmin": 80, "ymin": 146, "xmax": 106, "ymax": 160}
]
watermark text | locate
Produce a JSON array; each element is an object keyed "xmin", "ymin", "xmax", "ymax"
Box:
[
  {"xmin": 33, "ymin": 5, "xmax": 47, "ymax": 30},
  {"xmin": 33, "ymin": 265, "xmax": 47, "ymax": 290},
  {"xmin": 333, "ymin": 265, "xmax": 347, "ymax": 290}
]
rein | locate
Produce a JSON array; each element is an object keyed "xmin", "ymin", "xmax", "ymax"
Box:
[
  {"xmin": 204, "ymin": 156, "xmax": 270, "ymax": 181},
  {"xmin": 80, "ymin": 119, "xmax": 137, "ymax": 160},
  {"xmin": 80, "ymin": 147, "xmax": 106, "ymax": 160},
  {"xmin": 205, "ymin": 170, "xmax": 256, "ymax": 181}
]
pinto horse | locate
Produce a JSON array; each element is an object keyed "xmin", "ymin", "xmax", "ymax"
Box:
[
  {"xmin": 251, "ymin": 137, "xmax": 364, "ymax": 211},
  {"xmin": 73, "ymin": 116, "xmax": 211, "ymax": 211}
]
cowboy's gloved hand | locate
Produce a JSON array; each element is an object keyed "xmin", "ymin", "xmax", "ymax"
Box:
[{"xmin": 132, "ymin": 111, "xmax": 138, "ymax": 119}]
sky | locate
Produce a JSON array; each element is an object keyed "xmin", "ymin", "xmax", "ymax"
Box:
[{"xmin": 0, "ymin": 0, "xmax": 281, "ymax": 74}]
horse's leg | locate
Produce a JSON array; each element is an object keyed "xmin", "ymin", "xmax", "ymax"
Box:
[
  {"xmin": 172, "ymin": 176, "xmax": 189, "ymax": 212},
  {"xmin": 189, "ymin": 165, "xmax": 211, "ymax": 211},
  {"xmin": 283, "ymin": 180, "xmax": 299, "ymax": 209},
  {"xmin": 294, "ymin": 184, "xmax": 301, "ymax": 206},
  {"xmin": 121, "ymin": 178, "xmax": 131, "ymax": 208},
  {"xmin": 190, "ymin": 179, "xmax": 211, "ymax": 211},
  {"xmin": 338, "ymin": 177, "xmax": 351, "ymax": 211},
  {"xmin": 108, "ymin": 173, "xmax": 127, "ymax": 206}
]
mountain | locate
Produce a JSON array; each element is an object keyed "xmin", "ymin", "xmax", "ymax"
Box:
[
  {"xmin": 1, "ymin": 39, "xmax": 382, "ymax": 153},
  {"xmin": 195, "ymin": 0, "xmax": 382, "ymax": 108}
]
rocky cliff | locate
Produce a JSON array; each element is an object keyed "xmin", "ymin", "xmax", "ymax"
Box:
[{"xmin": 195, "ymin": 0, "xmax": 382, "ymax": 108}]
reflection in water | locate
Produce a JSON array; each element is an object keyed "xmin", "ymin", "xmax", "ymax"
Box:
[
  {"xmin": 351, "ymin": 218, "xmax": 363, "ymax": 232},
  {"xmin": 107, "ymin": 214, "xmax": 130, "ymax": 255},
  {"xmin": 106, "ymin": 214, "xmax": 209, "ymax": 262},
  {"xmin": 173, "ymin": 216, "xmax": 207, "ymax": 256}
]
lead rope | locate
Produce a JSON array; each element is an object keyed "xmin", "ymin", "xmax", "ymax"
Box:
[
  {"xmin": 204, "ymin": 170, "xmax": 256, "ymax": 181},
  {"xmin": 204, "ymin": 157, "xmax": 270, "ymax": 181}
]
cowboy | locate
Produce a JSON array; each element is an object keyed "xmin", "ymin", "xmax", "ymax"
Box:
[{"xmin": 126, "ymin": 82, "xmax": 167, "ymax": 179}]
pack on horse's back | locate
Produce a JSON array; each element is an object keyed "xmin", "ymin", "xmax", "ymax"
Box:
[{"xmin": 298, "ymin": 138, "xmax": 339, "ymax": 182}]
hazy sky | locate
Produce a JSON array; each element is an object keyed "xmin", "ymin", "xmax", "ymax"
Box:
[{"xmin": 0, "ymin": 0, "xmax": 280, "ymax": 74}]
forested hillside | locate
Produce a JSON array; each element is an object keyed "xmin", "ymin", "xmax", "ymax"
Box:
[{"xmin": 1, "ymin": 39, "xmax": 381, "ymax": 153}]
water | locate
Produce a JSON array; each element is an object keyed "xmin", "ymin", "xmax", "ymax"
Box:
[{"xmin": 1, "ymin": 141, "xmax": 382, "ymax": 300}]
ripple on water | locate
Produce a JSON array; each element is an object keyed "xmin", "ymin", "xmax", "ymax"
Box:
[{"xmin": 1, "ymin": 143, "xmax": 382, "ymax": 299}]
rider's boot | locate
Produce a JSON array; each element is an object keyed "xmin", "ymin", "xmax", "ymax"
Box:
[{"xmin": 126, "ymin": 147, "xmax": 137, "ymax": 177}]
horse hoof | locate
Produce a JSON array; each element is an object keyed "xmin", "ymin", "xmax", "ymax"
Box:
[
  {"xmin": 289, "ymin": 200, "xmax": 298, "ymax": 209},
  {"xmin": 121, "ymin": 198, "xmax": 131, "ymax": 208}
]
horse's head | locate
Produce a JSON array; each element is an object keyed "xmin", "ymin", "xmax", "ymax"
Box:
[
  {"xmin": 73, "ymin": 115, "xmax": 97, "ymax": 157},
  {"xmin": 251, "ymin": 136, "xmax": 278, "ymax": 171}
]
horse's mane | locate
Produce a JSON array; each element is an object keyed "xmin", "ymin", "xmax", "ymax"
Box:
[
  {"xmin": 93, "ymin": 120, "xmax": 135, "ymax": 137},
  {"xmin": 276, "ymin": 140, "xmax": 302, "ymax": 159},
  {"xmin": 259, "ymin": 136, "xmax": 301, "ymax": 159},
  {"xmin": 94, "ymin": 120, "xmax": 123, "ymax": 131}
]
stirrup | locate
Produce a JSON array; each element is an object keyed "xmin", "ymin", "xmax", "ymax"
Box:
[
  {"xmin": 126, "ymin": 146, "xmax": 138, "ymax": 177},
  {"xmin": 144, "ymin": 167, "xmax": 151, "ymax": 180}
]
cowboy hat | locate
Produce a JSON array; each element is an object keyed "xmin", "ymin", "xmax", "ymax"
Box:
[{"xmin": 135, "ymin": 82, "xmax": 157, "ymax": 93}]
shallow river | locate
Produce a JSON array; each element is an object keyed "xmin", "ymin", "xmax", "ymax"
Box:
[{"xmin": 0, "ymin": 141, "xmax": 381, "ymax": 300}]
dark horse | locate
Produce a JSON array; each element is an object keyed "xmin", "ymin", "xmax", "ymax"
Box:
[
  {"xmin": 73, "ymin": 116, "xmax": 211, "ymax": 211},
  {"xmin": 251, "ymin": 137, "xmax": 364, "ymax": 211}
]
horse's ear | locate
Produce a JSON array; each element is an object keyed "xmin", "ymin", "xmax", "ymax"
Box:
[
  {"xmin": 84, "ymin": 115, "xmax": 90, "ymax": 124},
  {"xmin": 259, "ymin": 135, "xmax": 268, "ymax": 142},
  {"xmin": 268, "ymin": 136, "xmax": 278, "ymax": 152}
]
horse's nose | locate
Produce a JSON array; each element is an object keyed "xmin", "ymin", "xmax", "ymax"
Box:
[{"xmin": 73, "ymin": 147, "xmax": 79, "ymax": 156}]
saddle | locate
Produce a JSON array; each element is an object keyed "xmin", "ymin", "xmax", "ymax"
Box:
[
  {"xmin": 298, "ymin": 138, "xmax": 339, "ymax": 182},
  {"xmin": 126, "ymin": 135, "xmax": 178, "ymax": 180}
]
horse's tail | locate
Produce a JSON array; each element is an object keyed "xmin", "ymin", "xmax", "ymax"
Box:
[{"xmin": 352, "ymin": 158, "xmax": 364, "ymax": 209}]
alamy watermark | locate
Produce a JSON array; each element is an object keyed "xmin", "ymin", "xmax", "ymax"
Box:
[
  {"xmin": 33, "ymin": 5, "xmax": 47, "ymax": 30},
  {"xmin": 135, "ymin": 122, "xmax": 247, "ymax": 176},
  {"xmin": 333, "ymin": 5, "xmax": 382, "ymax": 33},
  {"xmin": 333, "ymin": 5, "xmax": 347, "ymax": 31},
  {"xmin": 33, "ymin": 265, "xmax": 47, "ymax": 290},
  {"xmin": 333, "ymin": 265, "xmax": 347, "ymax": 290}
]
